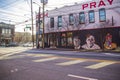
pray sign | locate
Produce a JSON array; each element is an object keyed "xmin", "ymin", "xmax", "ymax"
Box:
[{"xmin": 82, "ymin": 0, "xmax": 114, "ymax": 10}]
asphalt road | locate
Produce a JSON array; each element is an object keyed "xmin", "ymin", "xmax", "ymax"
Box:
[
  {"xmin": 27, "ymin": 49, "xmax": 120, "ymax": 60},
  {"xmin": 0, "ymin": 47, "xmax": 120, "ymax": 80}
]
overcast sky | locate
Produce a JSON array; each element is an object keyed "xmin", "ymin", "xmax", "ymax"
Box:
[{"xmin": 0, "ymin": 0, "xmax": 91, "ymax": 32}]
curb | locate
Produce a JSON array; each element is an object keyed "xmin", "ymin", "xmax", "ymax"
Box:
[{"xmin": 32, "ymin": 48, "xmax": 120, "ymax": 53}]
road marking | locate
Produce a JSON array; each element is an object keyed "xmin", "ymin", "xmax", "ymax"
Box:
[
  {"xmin": 104, "ymin": 53, "xmax": 120, "ymax": 56},
  {"xmin": 68, "ymin": 74, "xmax": 98, "ymax": 80},
  {"xmin": 0, "ymin": 47, "xmax": 29, "ymax": 55},
  {"xmin": 33, "ymin": 57, "xmax": 59, "ymax": 62},
  {"xmin": 0, "ymin": 50, "xmax": 27, "ymax": 60},
  {"xmin": 3, "ymin": 55, "xmax": 26, "ymax": 60},
  {"xmin": 10, "ymin": 68, "xmax": 18, "ymax": 73},
  {"xmin": 56, "ymin": 60, "xmax": 86, "ymax": 66},
  {"xmin": 85, "ymin": 61, "xmax": 116, "ymax": 69},
  {"xmin": 26, "ymin": 54, "xmax": 54, "ymax": 57}
]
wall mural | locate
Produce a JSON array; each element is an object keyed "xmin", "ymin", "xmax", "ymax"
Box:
[
  {"xmin": 104, "ymin": 33, "xmax": 117, "ymax": 49},
  {"xmin": 73, "ymin": 36, "xmax": 81, "ymax": 50},
  {"xmin": 82, "ymin": 34, "xmax": 100, "ymax": 50},
  {"xmin": 74, "ymin": 34, "xmax": 101, "ymax": 50}
]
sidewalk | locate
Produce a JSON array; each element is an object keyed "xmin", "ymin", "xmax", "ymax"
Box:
[
  {"xmin": 34, "ymin": 47, "xmax": 120, "ymax": 53},
  {"xmin": 31, "ymin": 47, "xmax": 120, "ymax": 61}
]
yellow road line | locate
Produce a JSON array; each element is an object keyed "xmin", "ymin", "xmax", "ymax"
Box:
[
  {"xmin": 85, "ymin": 61, "xmax": 117, "ymax": 69},
  {"xmin": 56, "ymin": 60, "xmax": 86, "ymax": 66},
  {"xmin": 33, "ymin": 57, "xmax": 59, "ymax": 62}
]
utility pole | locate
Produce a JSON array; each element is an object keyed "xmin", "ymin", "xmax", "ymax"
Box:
[
  {"xmin": 42, "ymin": 0, "xmax": 45, "ymax": 48},
  {"xmin": 31, "ymin": 0, "xmax": 34, "ymax": 48},
  {"xmin": 38, "ymin": 7, "xmax": 41, "ymax": 48}
]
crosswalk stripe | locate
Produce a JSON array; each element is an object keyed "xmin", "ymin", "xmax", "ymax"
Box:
[
  {"xmin": 0, "ymin": 47, "xmax": 29, "ymax": 54},
  {"xmin": 85, "ymin": 61, "xmax": 116, "ymax": 69},
  {"xmin": 68, "ymin": 74, "xmax": 98, "ymax": 80},
  {"xmin": 3, "ymin": 55, "xmax": 26, "ymax": 60},
  {"xmin": 0, "ymin": 49, "xmax": 28, "ymax": 60},
  {"xmin": 56, "ymin": 60, "xmax": 86, "ymax": 66},
  {"xmin": 26, "ymin": 54, "xmax": 54, "ymax": 57},
  {"xmin": 33, "ymin": 57, "xmax": 59, "ymax": 62}
]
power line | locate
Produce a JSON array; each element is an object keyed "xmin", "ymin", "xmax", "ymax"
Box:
[
  {"xmin": 0, "ymin": 18, "xmax": 15, "ymax": 22},
  {"xmin": 0, "ymin": 0, "xmax": 31, "ymax": 13},
  {"xmin": 15, "ymin": 17, "xmax": 37, "ymax": 25},
  {"xmin": 0, "ymin": 10, "xmax": 27, "ymax": 18},
  {"xmin": 0, "ymin": 0, "xmax": 23, "ymax": 8},
  {"xmin": 26, "ymin": 0, "xmax": 31, "ymax": 9}
]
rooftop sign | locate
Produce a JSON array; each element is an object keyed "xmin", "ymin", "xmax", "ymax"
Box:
[{"xmin": 82, "ymin": 0, "xmax": 113, "ymax": 10}]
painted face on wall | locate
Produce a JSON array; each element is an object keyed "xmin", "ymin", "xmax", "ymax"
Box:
[
  {"xmin": 86, "ymin": 35, "xmax": 95, "ymax": 48},
  {"xmin": 73, "ymin": 36, "xmax": 81, "ymax": 49},
  {"xmin": 82, "ymin": 34, "xmax": 100, "ymax": 49}
]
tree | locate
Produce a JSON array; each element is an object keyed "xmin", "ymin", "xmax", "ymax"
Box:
[{"xmin": 14, "ymin": 32, "xmax": 32, "ymax": 43}]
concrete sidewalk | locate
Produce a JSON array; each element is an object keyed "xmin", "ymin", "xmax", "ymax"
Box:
[
  {"xmin": 30, "ymin": 47, "xmax": 120, "ymax": 61},
  {"xmin": 34, "ymin": 47, "xmax": 120, "ymax": 53}
]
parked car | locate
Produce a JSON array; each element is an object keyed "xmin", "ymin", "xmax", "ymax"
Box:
[
  {"xmin": 0, "ymin": 43, "xmax": 5, "ymax": 47},
  {"xmin": 8, "ymin": 42, "xmax": 19, "ymax": 47},
  {"xmin": 23, "ymin": 42, "xmax": 36, "ymax": 47},
  {"xmin": 23, "ymin": 42, "xmax": 33, "ymax": 47}
]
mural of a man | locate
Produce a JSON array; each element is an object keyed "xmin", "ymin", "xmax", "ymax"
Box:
[
  {"xmin": 104, "ymin": 33, "xmax": 117, "ymax": 49},
  {"xmin": 82, "ymin": 34, "xmax": 100, "ymax": 50},
  {"xmin": 105, "ymin": 33, "xmax": 112, "ymax": 48},
  {"xmin": 73, "ymin": 36, "xmax": 80, "ymax": 50}
]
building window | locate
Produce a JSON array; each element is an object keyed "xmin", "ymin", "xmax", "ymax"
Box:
[
  {"xmin": 79, "ymin": 12, "xmax": 85, "ymax": 24},
  {"xmin": 61, "ymin": 33, "xmax": 66, "ymax": 47},
  {"xmin": 89, "ymin": 10, "xmax": 95, "ymax": 23},
  {"xmin": 99, "ymin": 8, "xmax": 106, "ymax": 22},
  {"xmin": 2, "ymin": 28, "xmax": 5, "ymax": 34},
  {"xmin": 48, "ymin": 34, "xmax": 56, "ymax": 46},
  {"xmin": 69, "ymin": 14, "xmax": 74, "ymax": 25},
  {"xmin": 67, "ymin": 32, "xmax": 73, "ymax": 46},
  {"xmin": 8, "ymin": 29, "xmax": 11, "ymax": 34},
  {"xmin": 7, "ymin": 29, "xmax": 9, "ymax": 34},
  {"xmin": 2, "ymin": 28, "xmax": 11, "ymax": 34},
  {"xmin": 58, "ymin": 16, "xmax": 62, "ymax": 27},
  {"xmin": 50, "ymin": 17, "xmax": 54, "ymax": 28}
]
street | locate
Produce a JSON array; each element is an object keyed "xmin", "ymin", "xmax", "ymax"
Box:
[{"xmin": 0, "ymin": 47, "xmax": 120, "ymax": 80}]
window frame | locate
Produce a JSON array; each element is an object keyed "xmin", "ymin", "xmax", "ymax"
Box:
[
  {"xmin": 99, "ymin": 8, "xmax": 106, "ymax": 22},
  {"xmin": 69, "ymin": 14, "xmax": 74, "ymax": 25},
  {"xmin": 79, "ymin": 12, "xmax": 85, "ymax": 24},
  {"xmin": 89, "ymin": 10, "xmax": 95, "ymax": 23},
  {"xmin": 58, "ymin": 16, "xmax": 62, "ymax": 27},
  {"xmin": 50, "ymin": 17, "xmax": 54, "ymax": 28},
  {"xmin": 2, "ymin": 28, "xmax": 6, "ymax": 34}
]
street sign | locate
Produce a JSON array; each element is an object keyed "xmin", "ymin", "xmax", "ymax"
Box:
[
  {"xmin": 36, "ymin": 12, "xmax": 48, "ymax": 19},
  {"xmin": 26, "ymin": 25, "xmax": 31, "ymax": 30},
  {"xmin": 41, "ymin": 0, "xmax": 48, "ymax": 4},
  {"xmin": 36, "ymin": 30, "xmax": 43, "ymax": 35}
]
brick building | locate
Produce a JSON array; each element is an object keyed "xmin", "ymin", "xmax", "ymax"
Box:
[{"xmin": 0, "ymin": 22, "xmax": 15, "ymax": 46}]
